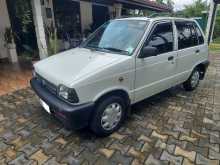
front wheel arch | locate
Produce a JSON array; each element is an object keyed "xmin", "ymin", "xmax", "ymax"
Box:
[{"xmin": 94, "ymin": 89, "xmax": 130, "ymax": 108}]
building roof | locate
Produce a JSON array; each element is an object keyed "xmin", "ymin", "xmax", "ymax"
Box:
[
  {"xmin": 116, "ymin": 0, "xmax": 171, "ymax": 12},
  {"xmin": 88, "ymin": 0, "xmax": 171, "ymax": 12},
  {"xmin": 213, "ymin": 0, "xmax": 220, "ymax": 4}
]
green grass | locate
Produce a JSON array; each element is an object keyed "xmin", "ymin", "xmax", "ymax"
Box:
[
  {"xmin": 209, "ymin": 43, "xmax": 220, "ymax": 52},
  {"xmin": 213, "ymin": 37, "xmax": 220, "ymax": 44}
]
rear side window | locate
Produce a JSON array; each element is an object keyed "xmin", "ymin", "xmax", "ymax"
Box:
[
  {"xmin": 175, "ymin": 21, "xmax": 198, "ymax": 50},
  {"xmin": 145, "ymin": 22, "xmax": 174, "ymax": 54},
  {"xmin": 195, "ymin": 24, "xmax": 204, "ymax": 45}
]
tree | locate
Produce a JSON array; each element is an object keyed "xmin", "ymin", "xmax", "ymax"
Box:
[
  {"xmin": 182, "ymin": 0, "xmax": 208, "ymax": 18},
  {"xmin": 156, "ymin": 0, "xmax": 164, "ymax": 4},
  {"xmin": 156, "ymin": 0, "xmax": 174, "ymax": 12},
  {"xmin": 166, "ymin": 0, "xmax": 174, "ymax": 10},
  {"xmin": 15, "ymin": 0, "xmax": 32, "ymax": 33},
  {"xmin": 178, "ymin": 0, "xmax": 220, "ymax": 40},
  {"xmin": 213, "ymin": 7, "xmax": 220, "ymax": 41}
]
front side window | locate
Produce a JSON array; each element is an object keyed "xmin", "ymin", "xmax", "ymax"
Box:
[
  {"xmin": 144, "ymin": 22, "xmax": 174, "ymax": 54},
  {"xmin": 82, "ymin": 20, "xmax": 149, "ymax": 56},
  {"xmin": 175, "ymin": 21, "xmax": 199, "ymax": 50}
]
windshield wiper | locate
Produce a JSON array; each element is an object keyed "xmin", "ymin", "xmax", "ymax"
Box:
[
  {"xmin": 101, "ymin": 47, "xmax": 129, "ymax": 55},
  {"xmin": 84, "ymin": 45, "xmax": 100, "ymax": 51}
]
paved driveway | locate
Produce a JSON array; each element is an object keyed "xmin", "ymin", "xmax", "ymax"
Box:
[
  {"xmin": 0, "ymin": 61, "xmax": 32, "ymax": 96},
  {"xmin": 0, "ymin": 53, "xmax": 220, "ymax": 165}
]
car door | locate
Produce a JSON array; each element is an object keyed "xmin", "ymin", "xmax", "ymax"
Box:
[
  {"xmin": 174, "ymin": 21, "xmax": 202, "ymax": 84},
  {"xmin": 134, "ymin": 21, "xmax": 177, "ymax": 103}
]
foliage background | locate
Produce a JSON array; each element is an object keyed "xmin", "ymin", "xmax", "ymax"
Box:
[{"xmin": 156, "ymin": 0, "xmax": 220, "ymax": 42}]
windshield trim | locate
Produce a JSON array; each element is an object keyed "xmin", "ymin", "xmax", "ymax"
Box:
[
  {"xmin": 80, "ymin": 20, "xmax": 149, "ymax": 56},
  {"xmin": 83, "ymin": 45, "xmax": 130, "ymax": 55}
]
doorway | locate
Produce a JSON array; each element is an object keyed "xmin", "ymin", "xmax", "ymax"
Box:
[
  {"xmin": 53, "ymin": 0, "xmax": 82, "ymax": 48},
  {"xmin": 92, "ymin": 4, "xmax": 110, "ymax": 30}
]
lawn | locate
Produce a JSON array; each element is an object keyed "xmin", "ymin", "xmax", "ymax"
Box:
[
  {"xmin": 209, "ymin": 37, "xmax": 220, "ymax": 52},
  {"xmin": 213, "ymin": 37, "xmax": 220, "ymax": 44},
  {"xmin": 209, "ymin": 43, "xmax": 220, "ymax": 52}
]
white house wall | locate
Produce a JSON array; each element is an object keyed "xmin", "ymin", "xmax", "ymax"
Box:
[
  {"xmin": 80, "ymin": 1, "xmax": 93, "ymax": 33},
  {"xmin": 0, "ymin": 0, "xmax": 11, "ymax": 59}
]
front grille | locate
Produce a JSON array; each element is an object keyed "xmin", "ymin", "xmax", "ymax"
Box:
[{"xmin": 36, "ymin": 74, "xmax": 57, "ymax": 95}]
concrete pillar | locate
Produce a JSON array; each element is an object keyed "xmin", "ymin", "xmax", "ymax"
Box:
[
  {"xmin": 80, "ymin": 1, "xmax": 93, "ymax": 34},
  {"xmin": 206, "ymin": 0, "xmax": 218, "ymax": 44},
  {"xmin": 31, "ymin": 0, "xmax": 48, "ymax": 59},
  {"xmin": 114, "ymin": 3, "xmax": 122, "ymax": 18}
]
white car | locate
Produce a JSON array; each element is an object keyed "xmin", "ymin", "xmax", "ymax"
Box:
[{"xmin": 31, "ymin": 17, "xmax": 209, "ymax": 136}]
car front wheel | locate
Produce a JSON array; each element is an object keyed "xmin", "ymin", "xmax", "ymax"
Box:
[{"xmin": 90, "ymin": 96, "xmax": 127, "ymax": 136}]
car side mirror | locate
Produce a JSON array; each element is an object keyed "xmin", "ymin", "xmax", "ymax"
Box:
[{"xmin": 139, "ymin": 46, "xmax": 158, "ymax": 58}]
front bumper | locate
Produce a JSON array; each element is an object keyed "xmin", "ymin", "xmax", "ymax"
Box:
[{"xmin": 30, "ymin": 78, "xmax": 94, "ymax": 130}]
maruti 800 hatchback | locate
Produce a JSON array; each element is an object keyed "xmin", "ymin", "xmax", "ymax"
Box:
[{"xmin": 31, "ymin": 17, "xmax": 209, "ymax": 136}]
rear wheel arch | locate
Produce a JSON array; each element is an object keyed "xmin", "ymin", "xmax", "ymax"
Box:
[{"xmin": 195, "ymin": 63, "xmax": 207, "ymax": 80}]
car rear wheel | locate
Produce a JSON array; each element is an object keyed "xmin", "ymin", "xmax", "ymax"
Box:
[
  {"xmin": 183, "ymin": 68, "xmax": 200, "ymax": 91},
  {"xmin": 90, "ymin": 96, "xmax": 127, "ymax": 136}
]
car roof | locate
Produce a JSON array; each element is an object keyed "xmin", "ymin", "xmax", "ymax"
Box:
[{"xmin": 116, "ymin": 17, "xmax": 195, "ymax": 22}]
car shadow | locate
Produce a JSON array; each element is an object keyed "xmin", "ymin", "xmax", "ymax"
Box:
[
  {"xmin": 35, "ymin": 85, "xmax": 190, "ymax": 140},
  {"xmin": 66, "ymin": 85, "xmax": 188, "ymax": 138}
]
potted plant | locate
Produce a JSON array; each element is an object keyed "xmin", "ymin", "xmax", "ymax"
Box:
[
  {"xmin": 45, "ymin": 24, "xmax": 59, "ymax": 56},
  {"xmin": 4, "ymin": 27, "xmax": 18, "ymax": 63}
]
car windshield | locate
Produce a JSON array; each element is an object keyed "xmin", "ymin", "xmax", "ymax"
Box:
[{"xmin": 82, "ymin": 20, "xmax": 149, "ymax": 56}]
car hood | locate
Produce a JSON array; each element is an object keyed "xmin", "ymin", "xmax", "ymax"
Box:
[{"xmin": 34, "ymin": 48, "xmax": 128, "ymax": 87}]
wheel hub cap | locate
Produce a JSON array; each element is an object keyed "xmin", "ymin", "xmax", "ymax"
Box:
[{"xmin": 101, "ymin": 103, "xmax": 122, "ymax": 131}]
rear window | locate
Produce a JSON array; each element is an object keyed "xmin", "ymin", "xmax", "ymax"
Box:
[{"xmin": 175, "ymin": 21, "xmax": 199, "ymax": 50}]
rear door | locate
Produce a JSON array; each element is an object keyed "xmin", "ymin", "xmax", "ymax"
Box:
[
  {"xmin": 134, "ymin": 21, "xmax": 177, "ymax": 102},
  {"xmin": 174, "ymin": 21, "xmax": 205, "ymax": 83}
]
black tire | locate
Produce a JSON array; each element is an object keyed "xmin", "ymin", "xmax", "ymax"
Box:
[
  {"xmin": 183, "ymin": 68, "xmax": 200, "ymax": 91},
  {"xmin": 90, "ymin": 95, "xmax": 127, "ymax": 136}
]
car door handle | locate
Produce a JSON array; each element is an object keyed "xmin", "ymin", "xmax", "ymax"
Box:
[
  {"xmin": 195, "ymin": 50, "xmax": 200, "ymax": 53},
  {"xmin": 168, "ymin": 56, "xmax": 174, "ymax": 61}
]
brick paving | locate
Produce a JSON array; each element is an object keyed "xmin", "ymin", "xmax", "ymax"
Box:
[{"xmin": 0, "ymin": 52, "xmax": 220, "ymax": 165}]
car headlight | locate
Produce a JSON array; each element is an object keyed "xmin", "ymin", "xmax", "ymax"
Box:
[{"xmin": 58, "ymin": 85, "xmax": 79, "ymax": 103}]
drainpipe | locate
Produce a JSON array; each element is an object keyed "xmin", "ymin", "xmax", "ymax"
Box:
[
  {"xmin": 206, "ymin": 0, "xmax": 218, "ymax": 44},
  {"xmin": 31, "ymin": 0, "xmax": 48, "ymax": 59}
]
